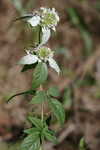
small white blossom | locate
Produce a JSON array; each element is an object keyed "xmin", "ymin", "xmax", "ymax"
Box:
[
  {"xmin": 26, "ymin": 7, "xmax": 59, "ymax": 46},
  {"xmin": 18, "ymin": 47, "xmax": 60, "ymax": 74},
  {"xmin": 40, "ymin": 7, "xmax": 59, "ymax": 30}
]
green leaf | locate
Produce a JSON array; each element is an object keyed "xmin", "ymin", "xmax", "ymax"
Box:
[
  {"xmin": 79, "ymin": 137, "xmax": 86, "ymax": 150},
  {"xmin": 32, "ymin": 62, "xmax": 48, "ymax": 89},
  {"xmin": 21, "ymin": 134, "xmax": 40, "ymax": 150},
  {"xmin": 43, "ymin": 129, "xmax": 58, "ymax": 144},
  {"xmin": 48, "ymin": 98, "xmax": 65, "ymax": 125},
  {"xmin": 7, "ymin": 89, "xmax": 35, "ymax": 103},
  {"xmin": 48, "ymin": 87, "xmax": 60, "ymax": 97},
  {"xmin": 67, "ymin": 7, "xmax": 93, "ymax": 56},
  {"xmin": 31, "ymin": 91, "xmax": 47, "ymax": 104},
  {"xmin": 24, "ymin": 128, "xmax": 39, "ymax": 135},
  {"xmin": 28, "ymin": 116, "xmax": 43, "ymax": 130}
]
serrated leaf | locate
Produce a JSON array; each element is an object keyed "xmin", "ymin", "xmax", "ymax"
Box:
[
  {"xmin": 43, "ymin": 129, "xmax": 58, "ymax": 144},
  {"xmin": 21, "ymin": 134, "xmax": 40, "ymax": 150},
  {"xmin": 48, "ymin": 98, "xmax": 65, "ymax": 125},
  {"xmin": 28, "ymin": 117, "xmax": 43, "ymax": 130},
  {"xmin": 48, "ymin": 87, "xmax": 60, "ymax": 97},
  {"xmin": 24, "ymin": 128, "xmax": 39, "ymax": 135},
  {"xmin": 31, "ymin": 91, "xmax": 47, "ymax": 104},
  {"xmin": 18, "ymin": 54, "xmax": 38, "ymax": 65},
  {"xmin": 32, "ymin": 62, "xmax": 48, "ymax": 89}
]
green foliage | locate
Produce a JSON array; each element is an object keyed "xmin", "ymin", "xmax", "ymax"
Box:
[
  {"xmin": 24, "ymin": 128, "xmax": 39, "ymax": 134},
  {"xmin": 47, "ymin": 87, "xmax": 60, "ymax": 97},
  {"xmin": 63, "ymin": 88, "xmax": 72, "ymax": 109},
  {"xmin": 24, "ymin": 116, "xmax": 57, "ymax": 145},
  {"xmin": 7, "ymin": 89, "xmax": 35, "ymax": 102},
  {"xmin": 32, "ymin": 62, "xmax": 48, "ymax": 89},
  {"xmin": 31, "ymin": 91, "xmax": 47, "ymax": 104},
  {"xmin": 43, "ymin": 129, "xmax": 58, "ymax": 144},
  {"xmin": 76, "ymin": 73, "xmax": 96, "ymax": 87},
  {"xmin": 7, "ymin": 7, "xmax": 64, "ymax": 150},
  {"xmin": 79, "ymin": 137, "xmax": 86, "ymax": 150},
  {"xmin": 21, "ymin": 133, "xmax": 40, "ymax": 150},
  {"xmin": 28, "ymin": 117, "xmax": 44, "ymax": 130},
  {"xmin": 67, "ymin": 7, "xmax": 93, "ymax": 56},
  {"xmin": 48, "ymin": 98, "xmax": 65, "ymax": 125}
]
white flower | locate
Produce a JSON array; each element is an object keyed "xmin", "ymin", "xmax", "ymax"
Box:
[
  {"xmin": 40, "ymin": 7, "xmax": 59, "ymax": 31},
  {"xmin": 18, "ymin": 47, "xmax": 60, "ymax": 74},
  {"xmin": 26, "ymin": 7, "xmax": 59, "ymax": 46},
  {"xmin": 27, "ymin": 15, "xmax": 41, "ymax": 27}
]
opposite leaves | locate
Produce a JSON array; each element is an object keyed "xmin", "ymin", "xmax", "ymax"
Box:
[{"xmin": 31, "ymin": 91, "xmax": 47, "ymax": 104}]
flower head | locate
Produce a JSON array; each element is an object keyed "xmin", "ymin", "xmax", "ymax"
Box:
[
  {"xmin": 27, "ymin": 8, "xmax": 59, "ymax": 30},
  {"xmin": 26, "ymin": 8, "xmax": 59, "ymax": 47},
  {"xmin": 40, "ymin": 8, "xmax": 59, "ymax": 31},
  {"xmin": 18, "ymin": 47, "xmax": 60, "ymax": 74},
  {"xmin": 37, "ymin": 46, "xmax": 54, "ymax": 61}
]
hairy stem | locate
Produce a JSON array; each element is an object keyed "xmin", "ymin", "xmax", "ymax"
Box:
[
  {"xmin": 39, "ymin": 26, "xmax": 42, "ymax": 45},
  {"xmin": 39, "ymin": 85, "xmax": 44, "ymax": 122}
]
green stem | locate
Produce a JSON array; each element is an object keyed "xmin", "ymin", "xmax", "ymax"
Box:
[
  {"xmin": 38, "ymin": 26, "xmax": 41, "ymax": 45},
  {"xmin": 39, "ymin": 85, "xmax": 44, "ymax": 122},
  {"xmin": 41, "ymin": 102, "xmax": 44, "ymax": 122}
]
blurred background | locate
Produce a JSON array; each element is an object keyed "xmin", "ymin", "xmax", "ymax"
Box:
[{"xmin": 0, "ymin": 0, "xmax": 100, "ymax": 150}]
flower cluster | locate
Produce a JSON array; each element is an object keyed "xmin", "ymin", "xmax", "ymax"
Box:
[
  {"xmin": 18, "ymin": 8, "xmax": 60, "ymax": 74},
  {"xmin": 28, "ymin": 7, "xmax": 59, "ymax": 46}
]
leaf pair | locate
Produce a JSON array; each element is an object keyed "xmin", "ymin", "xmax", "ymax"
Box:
[
  {"xmin": 31, "ymin": 91, "xmax": 47, "ymax": 104},
  {"xmin": 21, "ymin": 116, "xmax": 57, "ymax": 150},
  {"xmin": 31, "ymin": 86, "xmax": 60, "ymax": 104},
  {"xmin": 31, "ymin": 87, "xmax": 65, "ymax": 126}
]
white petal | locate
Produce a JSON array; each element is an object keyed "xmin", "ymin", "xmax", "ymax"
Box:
[
  {"xmin": 52, "ymin": 27, "xmax": 56, "ymax": 31},
  {"xmin": 41, "ymin": 27, "xmax": 51, "ymax": 45},
  {"xmin": 48, "ymin": 58, "xmax": 60, "ymax": 74},
  {"xmin": 27, "ymin": 15, "xmax": 41, "ymax": 27},
  {"xmin": 18, "ymin": 54, "xmax": 38, "ymax": 65}
]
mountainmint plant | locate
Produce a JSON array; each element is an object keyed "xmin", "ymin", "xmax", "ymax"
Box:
[{"xmin": 8, "ymin": 7, "xmax": 65, "ymax": 150}]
